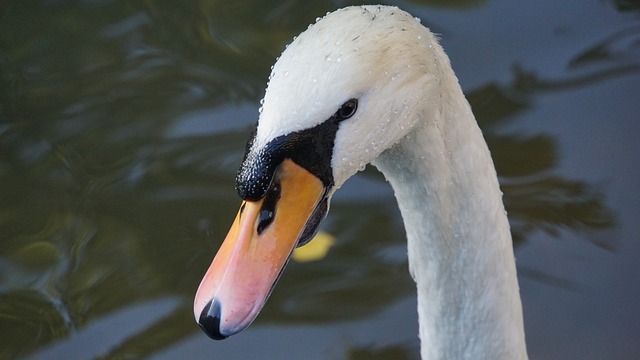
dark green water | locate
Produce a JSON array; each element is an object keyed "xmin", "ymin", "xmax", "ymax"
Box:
[{"xmin": 1, "ymin": 1, "xmax": 639, "ymax": 359}]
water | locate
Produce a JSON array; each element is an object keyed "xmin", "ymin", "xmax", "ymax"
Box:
[{"xmin": 1, "ymin": 1, "xmax": 639, "ymax": 359}]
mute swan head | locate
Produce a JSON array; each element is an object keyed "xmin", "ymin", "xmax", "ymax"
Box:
[
  {"xmin": 195, "ymin": 3, "xmax": 441, "ymax": 338},
  {"xmin": 192, "ymin": 7, "xmax": 524, "ymax": 355},
  {"xmin": 195, "ymin": 6, "xmax": 440, "ymax": 337}
]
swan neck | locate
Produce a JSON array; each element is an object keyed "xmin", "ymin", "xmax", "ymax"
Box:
[{"xmin": 373, "ymin": 103, "xmax": 528, "ymax": 359}]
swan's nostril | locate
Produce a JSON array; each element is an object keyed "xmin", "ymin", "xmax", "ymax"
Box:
[{"xmin": 198, "ymin": 299, "xmax": 227, "ymax": 340}]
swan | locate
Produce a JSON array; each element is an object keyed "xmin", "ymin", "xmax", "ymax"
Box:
[{"xmin": 193, "ymin": 5, "xmax": 528, "ymax": 359}]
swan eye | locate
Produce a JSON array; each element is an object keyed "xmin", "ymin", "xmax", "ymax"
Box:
[{"xmin": 335, "ymin": 98, "xmax": 358, "ymax": 122}]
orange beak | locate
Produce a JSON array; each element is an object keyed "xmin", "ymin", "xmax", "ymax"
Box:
[{"xmin": 193, "ymin": 159, "xmax": 327, "ymax": 339}]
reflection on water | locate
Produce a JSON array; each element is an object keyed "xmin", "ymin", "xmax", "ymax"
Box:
[
  {"xmin": 1, "ymin": 0, "xmax": 638, "ymax": 359},
  {"xmin": 470, "ymin": 84, "xmax": 614, "ymax": 247}
]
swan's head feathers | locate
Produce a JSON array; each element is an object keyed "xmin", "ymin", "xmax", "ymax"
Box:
[{"xmin": 238, "ymin": 5, "xmax": 446, "ymax": 197}]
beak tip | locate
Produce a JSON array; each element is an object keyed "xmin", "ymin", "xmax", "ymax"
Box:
[{"xmin": 198, "ymin": 299, "xmax": 228, "ymax": 340}]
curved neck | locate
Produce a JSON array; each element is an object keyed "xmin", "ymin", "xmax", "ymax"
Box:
[{"xmin": 373, "ymin": 77, "xmax": 527, "ymax": 359}]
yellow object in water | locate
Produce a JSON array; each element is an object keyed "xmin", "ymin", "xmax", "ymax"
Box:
[{"xmin": 292, "ymin": 231, "xmax": 335, "ymax": 263}]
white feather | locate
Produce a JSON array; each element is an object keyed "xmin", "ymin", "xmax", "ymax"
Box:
[{"xmin": 255, "ymin": 5, "xmax": 528, "ymax": 359}]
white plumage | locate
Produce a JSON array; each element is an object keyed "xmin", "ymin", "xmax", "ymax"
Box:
[{"xmin": 256, "ymin": 6, "xmax": 528, "ymax": 359}]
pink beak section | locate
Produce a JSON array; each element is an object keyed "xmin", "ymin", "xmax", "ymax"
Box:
[{"xmin": 193, "ymin": 159, "xmax": 326, "ymax": 339}]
